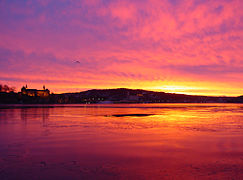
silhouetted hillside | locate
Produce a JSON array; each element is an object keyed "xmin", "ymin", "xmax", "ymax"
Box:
[
  {"xmin": 0, "ymin": 88, "xmax": 242, "ymax": 104},
  {"xmin": 52, "ymin": 88, "xmax": 242, "ymax": 104}
]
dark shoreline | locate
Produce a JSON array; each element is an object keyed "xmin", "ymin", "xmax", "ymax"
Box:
[
  {"xmin": 0, "ymin": 103, "xmax": 242, "ymax": 110},
  {"xmin": 1, "ymin": 88, "xmax": 243, "ymax": 104}
]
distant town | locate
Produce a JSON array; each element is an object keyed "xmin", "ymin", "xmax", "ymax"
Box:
[{"xmin": 0, "ymin": 84, "xmax": 242, "ymax": 104}]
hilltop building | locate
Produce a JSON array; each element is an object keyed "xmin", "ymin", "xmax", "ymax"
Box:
[{"xmin": 21, "ymin": 85, "xmax": 50, "ymax": 97}]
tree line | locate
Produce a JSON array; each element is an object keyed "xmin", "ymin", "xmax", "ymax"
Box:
[{"xmin": 0, "ymin": 84, "xmax": 16, "ymax": 93}]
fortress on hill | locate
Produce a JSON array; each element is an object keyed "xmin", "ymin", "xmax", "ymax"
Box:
[{"xmin": 21, "ymin": 85, "xmax": 50, "ymax": 97}]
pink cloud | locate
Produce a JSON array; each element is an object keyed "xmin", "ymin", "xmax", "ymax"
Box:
[{"xmin": 0, "ymin": 0, "xmax": 242, "ymax": 95}]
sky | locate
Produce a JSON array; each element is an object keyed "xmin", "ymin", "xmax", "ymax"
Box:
[{"xmin": 0, "ymin": 0, "xmax": 242, "ymax": 96}]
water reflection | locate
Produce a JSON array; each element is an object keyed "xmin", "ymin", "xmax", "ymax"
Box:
[
  {"xmin": 19, "ymin": 108, "xmax": 50, "ymax": 126},
  {"xmin": 41, "ymin": 108, "xmax": 49, "ymax": 127},
  {"xmin": 0, "ymin": 104, "xmax": 242, "ymax": 179},
  {"xmin": 20, "ymin": 108, "xmax": 27, "ymax": 124}
]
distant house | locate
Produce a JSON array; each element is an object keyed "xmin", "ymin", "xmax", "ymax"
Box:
[{"xmin": 21, "ymin": 85, "xmax": 50, "ymax": 97}]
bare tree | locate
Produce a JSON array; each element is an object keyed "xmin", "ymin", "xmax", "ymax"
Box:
[{"xmin": 0, "ymin": 84, "xmax": 16, "ymax": 92}]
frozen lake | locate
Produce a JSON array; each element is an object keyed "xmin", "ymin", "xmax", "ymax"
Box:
[{"xmin": 0, "ymin": 103, "xmax": 243, "ymax": 179}]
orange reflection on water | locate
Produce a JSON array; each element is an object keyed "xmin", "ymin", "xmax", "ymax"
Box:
[{"xmin": 0, "ymin": 103, "xmax": 243, "ymax": 179}]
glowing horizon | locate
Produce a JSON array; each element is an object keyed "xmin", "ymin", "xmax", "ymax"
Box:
[{"xmin": 0, "ymin": 0, "xmax": 242, "ymax": 96}]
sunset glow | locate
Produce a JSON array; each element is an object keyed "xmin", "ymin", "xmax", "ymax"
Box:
[{"xmin": 0, "ymin": 0, "xmax": 242, "ymax": 96}]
